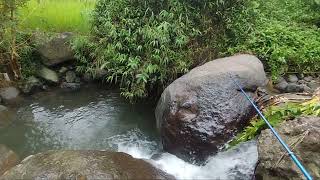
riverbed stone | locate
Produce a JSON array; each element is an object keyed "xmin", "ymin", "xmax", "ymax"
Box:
[
  {"xmin": 0, "ymin": 145, "xmax": 19, "ymax": 176},
  {"xmin": 304, "ymin": 76, "xmax": 313, "ymax": 82},
  {"xmin": 287, "ymin": 74, "xmax": 299, "ymax": 83},
  {"xmin": 155, "ymin": 54, "xmax": 267, "ymax": 161},
  {"xmin": 37, "ymin": 32, "xmax": 75, "ymax": 67},
  {"xmin": 285, "ymin": 83, "xmax": 304, "ymax": 93},
  {"xmin": 307, "ymin": 81, "xmax": 320, "ymax": 90},
  {"xmin": 37, "ymin": 66, "xmax": 59, "ymax": 83},
  {"xmin": 20, "ymin": 76, "xmax": 43, "ymax": 94},
  {"xmin": 256, "ymin": 116, "xmax": 320, "ymax": 180},
  {"xmin": 60, "ymin": 82, "xmax": 81, "ymax": 91},
  {"xmin": 274, "ymin": 78, "xmax": 288, "ymax": 93},
  {"xmin": 0, "ymin": 87, "xmax": 20, "ymax": 104},
  {"xmin": 0, "ymin": 150, "xmax": 174, "ymax": 180},
  {"xmin": 65, "ymin": 71, "xmax": 77, "ymax": 83}
]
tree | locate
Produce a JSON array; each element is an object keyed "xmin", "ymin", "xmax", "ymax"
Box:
[{"xmin": 0, "ymin": 0, "xmax": 28, "ymax": 80}]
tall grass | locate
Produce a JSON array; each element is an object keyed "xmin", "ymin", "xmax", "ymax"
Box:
[{"xmin": 18, "ymin": 0, "xmax": 96, "ymax": 33}]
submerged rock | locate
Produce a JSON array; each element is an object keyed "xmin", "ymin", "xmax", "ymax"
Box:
[
  {"xmin": 0, "ymin": 150, "xmax": 174, "ymax": 180},
  {"xmin": 0, "ymin": 145, "xmax": 19, "ymax": 176},
  {"xmin": 37, "ymin": 32, "xmax": 75, "ymax": 67},
  {"xmin": 20, "ymin": 76, "xmax": 43, "ymax": 94},
  {"xmin": 256, "ymin": 116, "xmax": 320, "ymax": 180},
  {"xmin": 0, "ymin": 87, "xmax": 20, "ymax": 105},
  {"xmin": 60, "ymin": 82, "xmax": 81, "ymax": 91},
  {"xmin": 155, "ymin": 54, "xmax": 267, "ymax": 161},
  {"xmin": 37, "ymin": 66, "xmax": 59, "ymax": 83},
  {"xmin": 65, "ymin": 71, "xmax": 77, "ymax": 83},
  {"xmin": 0, "ymin": 105, "xmax": 13, "ymax": 128}
]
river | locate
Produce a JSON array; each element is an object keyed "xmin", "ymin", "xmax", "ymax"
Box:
[{"xmin": 0, "ymin": 84, "xmax": 258, "ymax": 179}]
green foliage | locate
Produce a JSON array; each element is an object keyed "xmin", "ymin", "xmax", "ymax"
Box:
[
  {"xmin": 230, "ymin": 97, "xmax": 320, "ymax": 146},
  {"xmin": 228, "ymin": 0, "xmax": 320, "ymax": 79},
  {"xmin": 73, "ymin": 0, "xmax": 249, "ymax": 100},
  {"xmin": 18, "ymin": 0, "xmax": 96, "ymax": 34}
]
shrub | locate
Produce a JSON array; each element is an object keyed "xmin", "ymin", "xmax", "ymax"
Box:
[
  {"xmin": 228, "ymin": 0, "xmax": 320, "ymax": 79},
  {"xmin": 73, "ymin": 0, "xmax": 249, "ymax": 100}
]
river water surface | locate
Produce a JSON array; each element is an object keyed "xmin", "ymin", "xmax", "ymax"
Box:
[{"xmin": 0, "ymin": 84, "xmax": 258, "ymax": 179}]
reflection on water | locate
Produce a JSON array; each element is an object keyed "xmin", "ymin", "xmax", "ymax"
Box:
[{"xmin": 0, "ymin": 84, "xmax": 159, "ymax": 157}]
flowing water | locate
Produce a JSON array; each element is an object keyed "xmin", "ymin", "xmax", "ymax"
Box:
[{"xmin": 0, "ymin": 84, "xmax": 258, "ymax": 179}]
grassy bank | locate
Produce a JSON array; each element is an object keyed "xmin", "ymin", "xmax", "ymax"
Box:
[{"xmin": 18, "ymin": 0, "xmax": 96, "ymax": 33}]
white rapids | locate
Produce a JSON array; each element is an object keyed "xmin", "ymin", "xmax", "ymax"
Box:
[{"xmin": 108, "ymin": 129, "xmax": 258, "ymax": 180}]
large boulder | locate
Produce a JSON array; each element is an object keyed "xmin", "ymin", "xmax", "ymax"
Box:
[
  {"xmin": 155, "ymin": 54, "xmax": 267, "ymax": 161},
  {"xmin": 37, "ymin": 32, "xmax": 75, "ymax": 67},
  {"xmin": 0, "ymin": 145, "xmax": 19, "ymax": 176},
  {"xmin": 256, "ymin": 116, "xmax": 320, "ymax": 180},
  {"xmin": 0, "ymin": 150, "xmax": 174, "ymax": 180}
]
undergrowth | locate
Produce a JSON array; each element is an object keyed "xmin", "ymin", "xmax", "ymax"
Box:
[{"xmin": 229, "ymin": 96, "xmax": 320, "ymax": 146}]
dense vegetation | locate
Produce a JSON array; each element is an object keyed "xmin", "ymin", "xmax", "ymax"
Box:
[
  {"xmin": 1, "ymin": 0, "xmax": 319, "ymax": 99},
  {"xmin": 229, "ymin": 0, "xmax": 320, "ymax": 79},
  {"xmin": 73, "ymin": 0, "xmax": 320, "ymax": 99},
  {"xmin": 72, "ymin": 0, "xmax": 250, "ymax": 99},
  {"xmin": 230, "ymin": 96, "xmax": 320, "ymax": 146}
]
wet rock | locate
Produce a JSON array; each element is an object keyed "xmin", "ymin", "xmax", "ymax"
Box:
[
  {"xmin": 307, "ymin": 81, "xmax": 320, "ymax": 90},
  {"xmin": 302, "ymin": 84, "xmax": 312, "ymax": 93},
  {"xmin": 0, "ymin": 105, "xmax": 13, "ymax": 128},
  {"xmin": 0, "ymin": 87, "xmax": 20, "ymax": 104},
  {"xmin": 60, "ymin": 82, "xmax": 81, "ymax": 91},
  {"xmin": 287, "ymin": 74, "xmax": 299, "ymax": 83},
  {"xmin": 285, "ymin": 83, "xmax": 304, "ymax": 93},
  {"xmin": 83, "ymin": 73, "xmax": 94, "ymax": 82},
  {"xmin": 96, "ymin": 69, "xmax": 108, "ymax": 79},
  {"xmin": 59, "ymin": 67, "xmax": 68, "ymax": 74},
  {"xmin": 0, "ymin": 150, "xmax": 174, "ymax": 180},
  {"xmin": 155, "ymin": 54, "xmax": 267, "ymax": 161},
  {"xmin": 303, "ymin": 76, "xmax": 313, "ymax": 82},
  {"xmin": 20, "ymin": 76, "xmax": 43, "ymax": 94},
  {"xmin": 274, "ymin": 78, "xmax": 288, "ymax": 93},
  {"xmin": 256, "ymin": 116, "xmax": 320, "ymax": 180},
  {"xmin": 65, "ymin": 71, "xmax": 77, "ymax": 83},
  {"xmin": 37, "ymin": 32, "xmax": 75, "ymax": 67},
  {"xmin": 0, "ymin": 144, "xmax": 19, "ymax": 176},
  {"xmin": 37, "ymin": 66, "xmax": 59, "ymax": 83}
]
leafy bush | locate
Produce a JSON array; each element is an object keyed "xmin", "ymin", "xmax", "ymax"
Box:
[
  {"xmin": 228, "ymin": 0, "xmax": 320, "ymax": 79},
  {"xmin": 73, "ymin": 0, "xmax": 249, "ymax": 100},
  {"xmin": 229, "ymin": 96, "xmax": 320, "ymax": 146}
]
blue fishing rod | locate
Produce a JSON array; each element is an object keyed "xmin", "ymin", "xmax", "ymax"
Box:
[{"xmin": 231, "ymin": 75, "xmax": 313, "ymax": 180}]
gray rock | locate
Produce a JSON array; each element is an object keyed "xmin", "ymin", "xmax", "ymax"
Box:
[
  {"xmin": 0, "ymin": 87, "xmax": 20, "ymax": 104},
  {"xmin": 20, "ymin": 76, "xmax": 43, "ymax": 94},
  {"xmin": 155, "ymin": 54, "xmax": 267, "ymax": 161},
  {"xmin": 37, "ymin": 66, "xmax": 59, "ymax": 83},
  {"xmin": 302, "ymin": 84, "xmax": 312, "ymax": 92},
  {"xmin": 0, "ymin": 150, "xmax": 174, "ymax": 180},
  {"xmin": 83, "ymin": 73, "xmax": 94, "ymax": 82},
  {"xmin": 0, "ymin": 144, "xmax": 19, "ymax": 176},
  {"xmin": 303, "ymin": 76, "xmax": 313, "ymax": 82},
  {"xmin": 307, "ymin": 81, "xmax": 320, "ymax": 90},
  {"xmin": 65, "ymin": 71, "xmax": 77, "ymax": 83},
  {"xmin": 95, "ymin": 69, "xmax": 108, "ymax": 79},
  {"xmin": 60, "ymin": 82, "xmax": 81, "ymax": 91},
  {"xmin": 37, "ymin": 32, "xmax": 75, "ymax": 67},
  {"xmin": 256, "ymin": 116, "xmax": 320, "ymax": 180},
  {"xmin": 287, "ymin": 74, "xmax": 299, "ymax": 83},
  {"xmin": 0, "ymin": 105, "xmax": 13, "ymax": 128},
  {"xmin": 58, "ymin": 67, "xmax": 68, "ymax": 74},
  {"xmin": 285, "ymin": 83, "xmax": 304, "ymax": 93},
  {"xmin": 274, "ymin": 78, "xmax": 288, "ymax": 93}
]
